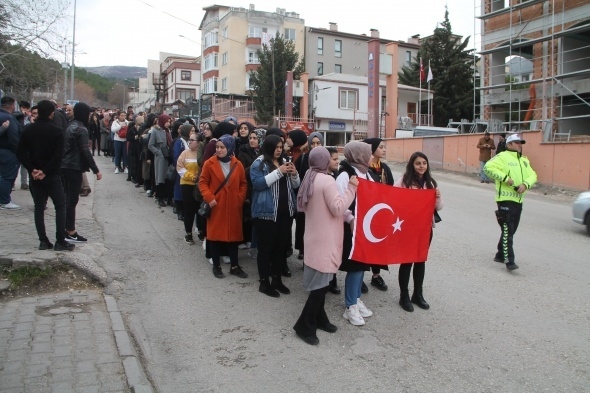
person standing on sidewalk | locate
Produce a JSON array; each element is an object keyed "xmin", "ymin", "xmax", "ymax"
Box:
[
  {"xmin": 484, "ymin": 134, "xmax": 537, "ymax": 270},
  {"xmin": 61, "ymin": 103, "xmax": 102, "ymax": 243},
  {"xmin": 0, "ymin": 96, "xmax": 21, "ymax": 210},
  {"xmin": 16, "ymin": 100, "xmax": 74, "ymax": 251},
  {"xmin": 111, "ymin": 110, "xmax": 129, "ymax": 174},
  {"xmin": 477, "ymin": 132, "xmax": 496, "ymax": 183}
]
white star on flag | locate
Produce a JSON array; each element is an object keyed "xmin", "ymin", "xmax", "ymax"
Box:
[{"xmin": 392, "ymin": 217, "xmax": 404, "ymax": 233}]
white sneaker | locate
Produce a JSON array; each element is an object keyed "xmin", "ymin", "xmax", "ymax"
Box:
[
  {"xmin": 0, "ymin": 202, "xmax": 21, "ymax": 210},
  {"xmin": 124, "ymin": 168, "xmax": 128, "ymax": 174},
  {"xmin": 221, "ymin": 256, "xmax": 231, "ymax": 264},
  {"xmin": 207, "ymin": 258, "xmax": 213, "ymax": 265},
  {"xmin": 202, "ymin": 239, "xmax": 206, "ymax": 251},
  {"xmin": 114, "ymin": 168, "xmax": 120, "ymax": 174},
  {"xmin": 356, "ymin": 298, "xmax": 373, "ymax": 318},
  {"xmin": 238, "ymin": 243, "xmax": 248, "ymax": 250},
  {"xmin": 343, "ymin": 304, "xmax": 365, "ymax": 326}
]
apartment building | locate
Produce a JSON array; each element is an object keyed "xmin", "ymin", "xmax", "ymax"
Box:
[
  {"xmin": 305, "ymin": 24, "xmax": 421, "ymax": 78},
  {"xmin": 157, "ymin": 54, "xmax": 201, "ymax": 105},
  {"xmin": 478, "ymin": 0, "xmax": 590, "ymax": 140},
  {"xmin": 199, "ymin": 4, "xmax": 305, "ymax": 97}
]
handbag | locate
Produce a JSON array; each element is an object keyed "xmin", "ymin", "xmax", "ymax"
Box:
[
  {"xmin": 166, "ymin": 164, "xmax": 176, "ymax": 181},
  {"xmin": 434, "ymin": 210, "xmax": 442, "ymax": 223},
  {"xmin": 198, "ymin": 162, "xmax": 238, "ymax": 218}
]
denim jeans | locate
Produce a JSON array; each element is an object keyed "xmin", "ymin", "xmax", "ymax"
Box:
[
  {"xmin": 344, "ymin": 271, "xmax": 364, "ymax": 307},
  {"xmin": 114, "ymin": 140, "xmax": 127, "ymax": 169},
  {"xmin": 0, "ymin": 149, "xmax": 19, "ymax": 204},
  {"xmin": 29, "ymin": 174, "xmax": 66, "ymax": 242},
  {"xmin": 61, "ymin": 168, "xmax": 82, "ymax": 232},
  {"xmin": 480, "ymin": 161, "xmax": 490, "ymax": 181}
]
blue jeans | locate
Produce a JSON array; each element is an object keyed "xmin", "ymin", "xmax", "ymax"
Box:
[
  {"xmin": 114, "ymin": 140, "xmax": 128, "ymax": 169},
  {"xmin": 480, "ymin": 161, "xmax": 490, "ymax": 182},
  {"xmin": 344, "ymin": 271, "xmax": 364, "ymax": 307},
  {"xmin": 0, "ymin": 149, "xmax": 19, "ymax": 204}
]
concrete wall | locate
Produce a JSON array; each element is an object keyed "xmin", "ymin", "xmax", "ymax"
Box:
[{"xmin": 385, "ymin": 130, "xmax": 590, "ymax": 191}]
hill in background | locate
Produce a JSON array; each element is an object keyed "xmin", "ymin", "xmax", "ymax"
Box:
[{"xmin": 83, "ymin": 66, "xmax": 146, "ymax": 80}]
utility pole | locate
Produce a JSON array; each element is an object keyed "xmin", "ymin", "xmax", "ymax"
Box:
[{"xmin": 70, "ymin": 0, "xmax": 77, "ymax": 102}]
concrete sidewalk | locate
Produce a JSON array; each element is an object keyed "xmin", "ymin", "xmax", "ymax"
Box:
[{"xmin": 0, "ymin": 177, "xmax": 153, "ymax": 393}]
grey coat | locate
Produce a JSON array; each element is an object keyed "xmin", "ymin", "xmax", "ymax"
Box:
[{"xmin": 148, "ymin": 127, "xmax": 168, "ymax": 184}]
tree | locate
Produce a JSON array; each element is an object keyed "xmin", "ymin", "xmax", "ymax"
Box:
[
  {"xmin": 399, "ymin": 8, "xmax": 475, "ymax": 127},
  {"xmin": 0, "ymin": 0, "xmax": 68, "ymax": 65},
  {"xmin": 73, "ymin": 80, "xmax": 96, "ymax": 104},
  {"xmin": 248, "ymin": 33, "xmax": 304, "ymax": 125}
]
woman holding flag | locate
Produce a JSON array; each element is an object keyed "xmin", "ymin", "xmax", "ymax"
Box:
[
  {"xmin": 336, "ymin": 141, "xmax": 375, "ymax": 326},
  {"xmin": 293, "ymin": 147, "xmax": 358, "ymax": 345},
  {"xmin": 394, "ymin": 152, "xmax": 443, "ymax": 312}
]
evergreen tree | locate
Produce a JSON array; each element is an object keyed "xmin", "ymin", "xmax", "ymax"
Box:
[
  {"xmin": 249, "ymin": 33, "xmax": 304, "ymax": 125},
  {"xmin": 399, "ymin": 8, "xmax": 475, "ymax": 127}
]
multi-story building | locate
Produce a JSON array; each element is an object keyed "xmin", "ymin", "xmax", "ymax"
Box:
[
  {"xmin": 305, "ymin": 24, "xmax": 421, "ymax": 79},
  {"xmin": 477, "ymin": 0, "xmax": 590, "ymax": 140},
  {"xmin": 199, "ymin": 4, "xmax": 305, "ymax": 97}
]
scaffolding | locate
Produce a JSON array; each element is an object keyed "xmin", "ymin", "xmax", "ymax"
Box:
[{"xmin": 474, "ymin": 0, "xmax": 590, "ymax": 141}]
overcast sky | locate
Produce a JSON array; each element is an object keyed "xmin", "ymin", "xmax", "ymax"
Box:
[{"xmin": 67, "ymin": 0, "xmax": 482, "ymax": 68}]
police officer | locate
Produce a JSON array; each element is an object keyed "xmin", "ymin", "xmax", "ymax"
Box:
[{"xmin": 484, "ymin": 134, "xmax": 537, "ymax": 270}]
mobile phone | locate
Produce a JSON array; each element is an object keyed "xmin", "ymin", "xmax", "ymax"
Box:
[{"xmin": 285, "ymin": 156, "xmax": 292, "ymax": 163}]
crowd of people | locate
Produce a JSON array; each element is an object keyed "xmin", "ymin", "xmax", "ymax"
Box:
[{"xmin": 1, "ymin": 96, "xmax": 450, "ymax": 346}]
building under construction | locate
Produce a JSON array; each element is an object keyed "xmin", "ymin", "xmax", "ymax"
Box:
[{"xmin": 477, "ymin": 0, "xmax": 590, "ymax": 141}]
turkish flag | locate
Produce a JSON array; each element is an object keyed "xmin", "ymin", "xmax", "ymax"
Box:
[
  {"xmin": 419, "ymin": 58, "xmax": 425, "ymax": 82},
  {"xmin": 350, "ymin": 179, "xmax": 436, "ymax": 265}
]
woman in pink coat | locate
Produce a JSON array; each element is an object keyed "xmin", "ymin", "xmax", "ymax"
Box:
[{"xmin": 293, "ymin": 147, "xmax": 358, "ymax": 345}]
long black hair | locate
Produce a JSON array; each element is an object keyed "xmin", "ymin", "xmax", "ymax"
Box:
[
  {"xmin": 258, "ymin": 134, "xmax": 283, "ymax": 171},
  {"xmin": 402, "ymin": 151, "xmax": 437, "ymax": 189}
]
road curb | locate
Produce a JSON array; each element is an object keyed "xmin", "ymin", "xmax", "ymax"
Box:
[{"xmin": 105, "ymin": 294, "xmax": 155, "ymax": 393}]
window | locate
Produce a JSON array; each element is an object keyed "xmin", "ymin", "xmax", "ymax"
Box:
[
  {"xmin": 335, "ymin": 64, "xmax": 342, "ymax": 73},
  {"xmin": 248, "ymin": 26, "xmax": 267, "ymax": 38},
  {"xmin": 204, "ymin": 53, "xmax": 218, "ymax": 71},
  {"xmin": 284, "ymin": 28, "xmax": 295, "ymax": 41},
  {"xmin": 335, "ymin": 40, "xmax": 342, "ymax": 58},
  {"xmin": 181, "ymin": 70, "xmax": 191, "ymax": 81},
  {"xmin": 317, "ymin": 37, "xmax": 323, "ymax": 55},
  {"xmin": 221, "ymin": 77, "xmax": 228, "ymax": 91},
  {"xmin": 222, "ymin": 52, "xmax": 228, "ymax": 65},
  {"xmin": 405, "ymin": 51, "xmax": 412, "ymax": 65},
  {"xmin": 317, "ymin": 62, "xmax": 323, "ymax": 76},
  {"xmin": 204, "ymin": 31, "xmax": 218, "ymax": 48},
  {"xmin": 246, "ymin": 74, "xmax": 255, "ymax": 90},
  {"xmin": 339, "ymin": 89, "xmax": 358, "ymax": 110},
  {"xmin": 176, "ymin": 88, "xmax": 195, "ymax": 101},
  {"xmin": 203, "ymin": 77, "xmax": 217, "ymax": 94},
  {"xmin": 248, "ymin": 51, "xmax": 259, "ymax": 64},
  {"xmin": 222, "ymin": 27, "xmax": 228, "ymax": 41}
]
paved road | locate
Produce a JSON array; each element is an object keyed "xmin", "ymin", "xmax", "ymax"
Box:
[{"xmin": 92, "ymin": 155, "xmax": 590, "ymax": 393}]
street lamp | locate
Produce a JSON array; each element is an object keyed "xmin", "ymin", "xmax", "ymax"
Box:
[
  {"xmin": 70, "ymin": 0, "xmax": 77, "ymax": 102},
  {"xmin": 61, "ymin": 62, "xmax": 70, "ymax": 104}
]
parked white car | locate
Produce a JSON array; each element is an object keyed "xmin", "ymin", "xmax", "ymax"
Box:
[{"xmin": 572, "ymin": 191, "xmax": 590, "ymax": 235}]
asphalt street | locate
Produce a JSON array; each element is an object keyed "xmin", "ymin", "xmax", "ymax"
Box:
[{"xmin": 92, "ymin": 155, "xmax": 590, "ymax": 393}]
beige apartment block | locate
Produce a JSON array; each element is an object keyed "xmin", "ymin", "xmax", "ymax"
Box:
[{"xmin": 199, "ymin": 4, "xmax": 305, "ymax": 97}]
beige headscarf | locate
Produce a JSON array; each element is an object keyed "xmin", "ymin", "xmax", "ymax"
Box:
[{"xmin": 344, "ymin": 141, "xmax": 372, "ymax": 174}]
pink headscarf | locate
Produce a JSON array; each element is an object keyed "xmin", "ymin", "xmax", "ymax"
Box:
[{"xmin": 296, "ymin": 147, "xmax": 331, "ymax": 210}]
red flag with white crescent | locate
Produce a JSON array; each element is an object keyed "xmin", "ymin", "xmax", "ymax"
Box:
[{"xmin": 350, "ymin": 178, "xmax": 436, "ymax": 265}]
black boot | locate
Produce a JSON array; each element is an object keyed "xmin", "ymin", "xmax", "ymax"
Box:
[
  {"xmin": 328, "ymin": 275, "xmax": 341, "ymax": 295},
  {"xmin": 157, "ymin": 198, "xmax": 166, "ymax": 207},
  {"xmin": 259, "ymin": 279, "xmax": 280, "ymax": 297},
  {"xmin": 399, "ymin": 291, "xmax": 414, "ymax": 312},
  {"xmin": 271, "ymin": 275, "xmax": 290, "ymax": 294},
  {"xmin": 411, "ymin": 289, "xmax": 430, "ymax": 310}
]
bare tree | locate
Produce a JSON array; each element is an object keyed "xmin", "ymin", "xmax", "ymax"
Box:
[
  {"xmin": 74, "ymin": 80, "xmax": 96, "ymax": 105},
  {"xmin": 0, "ymin": 0, "xmax": 69, "ymax": 70}
]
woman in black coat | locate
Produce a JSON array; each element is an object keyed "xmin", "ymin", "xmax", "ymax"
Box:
[{"xmin": 88, "ymin": 113, "xmax": 101, "ymax": 156}]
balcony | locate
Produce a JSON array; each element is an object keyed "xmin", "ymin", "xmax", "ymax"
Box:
[{"xmin": 246, "ymin": 36, "xmax": 262, "ymax": 47}]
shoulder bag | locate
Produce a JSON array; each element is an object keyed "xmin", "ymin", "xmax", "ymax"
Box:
[{"xmin": 198, "ymin": 162, "xmax": 238, "ymax": 218}]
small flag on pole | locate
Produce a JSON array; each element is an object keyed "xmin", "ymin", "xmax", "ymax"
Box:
[
  {"xmin": 420, "ymin": 58, "xmax": 425, "ymax": 82},
  {"xmin": 427, "ymin": 60, "xmax": 433, "ymax": 83}
]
